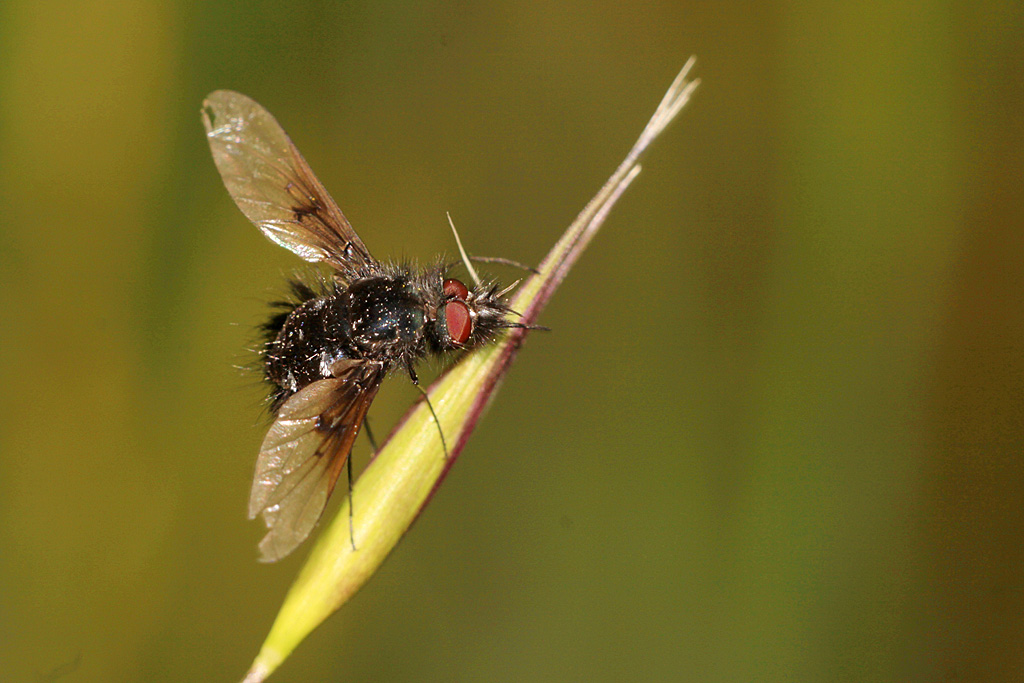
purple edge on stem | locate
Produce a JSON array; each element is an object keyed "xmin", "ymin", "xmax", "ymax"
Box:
[
  {"xmin": 388, "ymin": 56, "xmax": 700, "ymax": 519},
  {"xmin": 241, "ymin": 57, "xmax": 698, "ymax": 683}
]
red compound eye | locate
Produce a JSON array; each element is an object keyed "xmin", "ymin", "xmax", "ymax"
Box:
[
  {"xmin": 444, "ymin": 300, "xmax": 472, "ymax": 344},
  {"xmin": 443, "ymin": 278, "xmax": 469, "ymax": 300}
]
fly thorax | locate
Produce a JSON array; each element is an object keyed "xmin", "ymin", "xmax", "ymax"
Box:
[{"xmin": 340, "ymin": 277, "xmax": 429, "ymax": 356}]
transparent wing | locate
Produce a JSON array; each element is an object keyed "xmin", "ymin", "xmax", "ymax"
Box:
[
  {"xmin": 202, "ymin": 89, "xmax": 375, "ymax": 277},
  {"xmin": 249, "ymin": 360, "xmax": 384, "ymax": 562}
]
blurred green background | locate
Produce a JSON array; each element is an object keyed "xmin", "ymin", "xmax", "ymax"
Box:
[{"xmin": 1, "ymin": 1, "xmax": 1022, "ymax": 681}]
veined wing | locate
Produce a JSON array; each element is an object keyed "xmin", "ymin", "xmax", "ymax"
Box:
[
  {"xmin": 202, "ymin": 90, "xmax": 374, "ymax": 278},
  {"xmin": 249, "ymin": 360, "xmax": 384, "ymax": 562}
]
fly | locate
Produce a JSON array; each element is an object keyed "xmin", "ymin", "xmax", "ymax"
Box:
[{"xmin": 202, "ymin": 91, "xmax": 532, "ymax": 562}]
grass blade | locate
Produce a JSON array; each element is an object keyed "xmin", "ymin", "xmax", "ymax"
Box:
[{"xmin": 242, "ymin": 58, "xmax": 699, "ymax": 683}]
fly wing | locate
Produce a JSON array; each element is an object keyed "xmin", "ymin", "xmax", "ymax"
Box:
[
  {"xmin": 202, "ymin": 90, "xmax": 375, "ymax": 279},
  {"xmin": 249, "ymin": 360, "xmax": 384, "ymax": 562}
]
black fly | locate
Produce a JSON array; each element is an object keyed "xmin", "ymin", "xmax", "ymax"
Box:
[{"xmin": 202, "ymin": 91, "xmax": 528, "ymax": 562}]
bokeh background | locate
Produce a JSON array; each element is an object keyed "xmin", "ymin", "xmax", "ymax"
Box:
[{"xmin": 1, "ymin": 1, "xmax": 1022, "ymax": 681}]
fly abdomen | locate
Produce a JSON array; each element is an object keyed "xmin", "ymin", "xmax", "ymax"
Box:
[{"xmin": 265, "ymin": 295, "xmax": 351, "ymax": 401}]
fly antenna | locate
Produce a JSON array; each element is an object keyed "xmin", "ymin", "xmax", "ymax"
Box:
[
  {"xmin": 447, "ymin": 212, "xmax": 482, "ymax": 287},
  {"xmin": 495, "ymin": 278, "xmax": 522, "ymax": 300}
]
